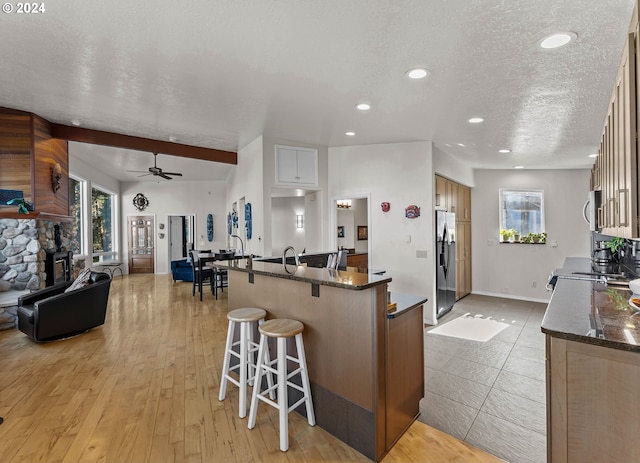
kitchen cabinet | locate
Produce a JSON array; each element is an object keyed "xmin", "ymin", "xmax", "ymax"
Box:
[
  {"xmin": 435, "ymin": 175, "xmax": 447, "ymax": 210},
  {"xmin": 592, "ymin": 31, "xmax": 638, "ymax": 238},
  {"xmin": 347, "ymin": 252, "xmax": 368, "ymax": 271},
  {"xmin": 455, "ymin": 221, "xmax": 472, "ymax": 300},
  {"xmin": 275, "ymin": 145, "xmax": 318, "ymax": 186},
  {"xmin": 547, "ymin": 336, "xmax": 640, "ymax": 462},
  {"xmin": 435, "ymin": 175, "xmax": 472, "ymax": 300},
  {"xmin": 456, "ymin": 184, "xmax": 471, "ymax": 221}
]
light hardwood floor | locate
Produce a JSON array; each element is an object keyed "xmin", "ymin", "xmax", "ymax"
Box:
[{"xmin": 0, "ymin": 274, "xmax": 503, "ymax": 463}]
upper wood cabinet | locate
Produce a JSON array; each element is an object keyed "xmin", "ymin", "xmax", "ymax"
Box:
[
  {"xmin": 435, "ymin": 174, "xmax": 463, "ymax": 214},
  {"xmin": 275, "ymin": 145, "xmax": 318, "ymax": 186},
  {"xmin": 593, "ymin": 31, "xmax": 638, "ymax": 238},
  {"xmin": 457, "ymin": 184, "xmax": 471, "ymax": 222}
]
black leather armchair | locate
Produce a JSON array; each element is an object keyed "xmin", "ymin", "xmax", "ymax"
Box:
[{"xmin": 17, "ymin": 271, "xmax": 112, "ymax": 342}]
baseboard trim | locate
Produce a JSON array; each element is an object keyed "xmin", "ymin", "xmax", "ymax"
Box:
[{"xmin": 470, "ymin": 290, "xmax": 550, "ymax": 304}]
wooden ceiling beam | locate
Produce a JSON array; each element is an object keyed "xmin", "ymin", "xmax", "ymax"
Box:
[{"xmin": 50, "ymin": 124, "xmax": 237, "ymax": 165}]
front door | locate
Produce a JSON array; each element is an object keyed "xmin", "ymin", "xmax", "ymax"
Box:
[{"xmin": 128, "ymin": 215, "xmax": 154, "ymax": 274}]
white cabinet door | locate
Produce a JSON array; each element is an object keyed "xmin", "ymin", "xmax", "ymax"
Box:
[
  {"xmin": 296, "ymin": 149, "xmax": 317, "ymax": 184},
  {"xmin": 276, "ymin": 145, "xmax": 318, "ymax": 186},
  {"xmin": 276, "ymin": 147, "xmax": 299, "ymax": 183}
]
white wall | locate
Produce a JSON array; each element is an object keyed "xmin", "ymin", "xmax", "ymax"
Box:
[
  {"xmin": 329, "ymin": 141, "xmax": 437, "ymax": 323},
  {"xmin": 263, "ymin": 136, "xmax": 329, "ymax": 255},
  {"xmin": 120, "ymin": 180, "xmax": 227, "ymax": 274},
  {"xmin": 271, "ymin": 196, "xmax": 306, "ymax": 255},
  {"xmin": 226, "ymin": 136, "xmax": 265, "ymax": 256},
  {"xmin": 433, "ymin": 146, "xmax": 475, "ymax": 187},
  {"xmin": 472, "ymin": 169, "xmax": 591, "ymax": 301}
]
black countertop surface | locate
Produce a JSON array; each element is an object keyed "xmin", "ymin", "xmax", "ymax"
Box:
[
  {"xmin": 388, "ymin": 292, "xmax": 427, "ymax": 319},
  {"xmin": 211, "ymin": 259, "xmax": 392, "ymax": 290},
  {"xmin": 542, "ymin": 257, "xmax": 640, "ymax": 352}
]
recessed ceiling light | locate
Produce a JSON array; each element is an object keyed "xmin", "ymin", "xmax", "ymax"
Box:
[
  {"xmin": 169, "ymin": 136, "xmax": 179, "ymax": 142},
  {"xmin": 588, "ymin": 153, "xmax": 598, "ymax": 158},
  {"xmin": 457, "ymin": 143, "xmax": 465, "ymax": 147},
  {"xmin": 514, "ymin": 165, "xmax": 524, "ymax": 169},
  {"xmin": 345, "ymin": 131, "xmax": 356, "ymax": 136},
  {"xmin": 539, "ymin": 32, "xmax": 577, "ymax": 49},
  {"xmin": 356, "ymin": 103, "xmax": 371, "ymax": 111},
  {"xmin": 499, "ymin": 149, "xmax": 511, "ymax": 153},
  {"xmin": 468, "ymin": 117, "xmax": 484, "ymax": 123},
  {"xmin": 71, "ymin": 119, "xmax": 81, "ymax": 126},
  {"xmin": 405, "ymin": 68, "xmax": 429, "ymax": 79}
]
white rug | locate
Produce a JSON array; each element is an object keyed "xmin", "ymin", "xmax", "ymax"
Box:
[{"xmin": 429, "ymin": 313, "xmax": 510, "ymax": 342}]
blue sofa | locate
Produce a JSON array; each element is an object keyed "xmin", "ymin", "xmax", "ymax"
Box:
[{"xmin": 171, "ymin": 259, "xmax": 193, "ymax": 282}]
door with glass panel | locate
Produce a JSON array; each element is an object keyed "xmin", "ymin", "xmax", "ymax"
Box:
[{"xmin": 128, "ymin": 215, "xmax": 154, "ymax": 273}]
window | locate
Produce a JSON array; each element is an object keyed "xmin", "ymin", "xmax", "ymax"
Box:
[
  {"xmin": 69, "ymin": 176, "xmax": 83, "ymax": 254},
  {"xmin": 91, "ymin": 186, "xmax": 115, "ymax": 262},
  {"xmin": 500, "ymin": 189, "xmax": 545, "ymax": 238}
]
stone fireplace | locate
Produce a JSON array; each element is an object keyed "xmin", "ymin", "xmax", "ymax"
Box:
[{"xmin": 0, "ymin": 218, "xmax": 74, "ymax": 330}]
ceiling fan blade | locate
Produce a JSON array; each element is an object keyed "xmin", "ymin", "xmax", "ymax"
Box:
[
  {"xmin": 163, "ymin": 172, "xmax": 183, "ymax": 176},
  {"xmin": 159, "ymin": 173, "xmax": 173, "ymax": 180},
  {"xmin": 137, "ymin": 173, "xmax": 152, "ymax": 177},
  {"xmin": 126, "ymin": 170, "xmax": 148, "ymax": 173}
]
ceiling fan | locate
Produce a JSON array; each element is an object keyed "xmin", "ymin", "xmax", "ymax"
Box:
[{"xmin": 127, "ymin": 152, "xmax": 183, "ymax": 180}]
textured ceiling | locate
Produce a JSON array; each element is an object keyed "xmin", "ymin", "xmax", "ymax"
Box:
[{"xmin": 0, "ymin": 0, "xmax": 636, "ymax": 181}]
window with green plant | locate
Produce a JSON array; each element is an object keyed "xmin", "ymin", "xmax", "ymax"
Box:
[
  {"xmin": 499, "ymin": 189, "xmax": 546, "ymax": 243},
  {"xmin": 69, "ymin": 176, "xmax": 84, "ymax": 254},
  {"xmin": 91, "ymin": 185, "xmax": 116, "ymax": 262}
]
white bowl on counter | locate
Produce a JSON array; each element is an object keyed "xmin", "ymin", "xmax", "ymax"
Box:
[{"xmin": 629, "ymin": 278, "xmax": 640, "ymax": 295}]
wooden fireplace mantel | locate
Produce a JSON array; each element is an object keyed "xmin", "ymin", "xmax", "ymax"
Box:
[{"xmin": 0, "ymin": 211, "xmax": 74, "ymax": 222}]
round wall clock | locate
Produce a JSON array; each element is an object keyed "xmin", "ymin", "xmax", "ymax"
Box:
[{"xmin": 133, "ymin": 193, "xmax": 149, "ymax": 211}]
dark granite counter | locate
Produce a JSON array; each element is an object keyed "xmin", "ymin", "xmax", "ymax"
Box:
[
  {"xmin": 388, "ymin": 292, "xmax": 427, "ymax": 319},
  {"xmin": 542, "ymin": 257, "xmax": 640, "ymax": 352},
  {"xmin": 211, "ymin": 259, "xmax": 391, "ymax": 290}
]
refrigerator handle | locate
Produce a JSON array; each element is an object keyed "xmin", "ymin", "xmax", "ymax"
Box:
[{"xmin": 441, "ymin": 223, "xmax": 448, "ymax": 268}]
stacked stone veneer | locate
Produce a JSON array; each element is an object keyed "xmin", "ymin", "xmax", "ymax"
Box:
[{"xmin": 0, "ymin": 218, "xmax": 73, "ymax": 330}]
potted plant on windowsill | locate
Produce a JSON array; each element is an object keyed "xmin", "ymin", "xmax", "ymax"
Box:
[{"xmin": 500, "ymin": 228, "xmax": 514, "ymax": 243}]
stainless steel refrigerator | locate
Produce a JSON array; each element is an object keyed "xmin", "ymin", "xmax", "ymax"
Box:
[{"xmin": 436, "ymin": 210, "xmax": 456, "ymax": 318}]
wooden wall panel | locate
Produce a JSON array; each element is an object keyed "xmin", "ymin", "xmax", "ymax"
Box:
[
  {"xmin": 33, "ymin": 115, "xmax": 69, "ymax": 216},
  {"xmin": 0, "ymin": 108, "xmax": 33, "ymax": 207},
  {"xmin": 0, "ymin": 107, "xmax": 70, "ymax": 217}
]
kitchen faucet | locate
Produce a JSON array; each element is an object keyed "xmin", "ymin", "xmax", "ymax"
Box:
[
  {"xmin": 282, "ymin": 246, "xmax": 300, "ymax": 266},
  {"xmin": 231, "ymin": 234, "xmax": 244, "ymax": 257}
]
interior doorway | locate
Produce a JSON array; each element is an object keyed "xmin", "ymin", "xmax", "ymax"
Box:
[
  {"xmin": 168, "ymin": 215, "xmax": 195, "ymax": 260},
  {"xmin": 334, "ymin": 196, "xmax": 370, "ymax": 269}
]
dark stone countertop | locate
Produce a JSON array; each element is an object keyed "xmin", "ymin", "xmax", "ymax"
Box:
[
  {"xmin": 210, "ymin": 259, "xmax": 392, "ymax": 291},
  {"xmin": 542, "ymin": 257, "xmax": 640, "ymax": 352},
  {"xmin": 388, "ymin": 292, "xmax": 427, "ymax": 319}
]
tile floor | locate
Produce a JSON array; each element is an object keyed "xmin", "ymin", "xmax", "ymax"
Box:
[{"xmin": 418, "ymin": 294, "xmax": 547, "ymax": 463}]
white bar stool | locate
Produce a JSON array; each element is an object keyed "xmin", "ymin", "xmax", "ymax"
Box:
[
  {"xmin": 248, "ymin": 318, "xmax": 315, "ymax": 452},
  {"xmin": 219, "ymin": 307, "xmax": 273, "ymax": 418}
]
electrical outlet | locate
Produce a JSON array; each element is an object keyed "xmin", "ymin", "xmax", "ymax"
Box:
[{"xmin": 531, "ymin": 281, "xmax": 537, "ymax": 288}]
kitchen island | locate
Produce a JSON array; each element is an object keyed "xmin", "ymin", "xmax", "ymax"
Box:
[
  {"xmin": 542, "ymin": 257, "xmax": 640, "ymax": 462},
  {"xmin": 212, "ymin": 259, "xmax": 425, "ymax": 461}
]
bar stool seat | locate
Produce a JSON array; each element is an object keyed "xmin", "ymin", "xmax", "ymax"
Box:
[
  {"xmin": 248, "ymin": 318, "xmax": 315, "ymax": 452},
  {"xmin": 219, "ymin": 307, "xmax": 273, "ymax": 418}
]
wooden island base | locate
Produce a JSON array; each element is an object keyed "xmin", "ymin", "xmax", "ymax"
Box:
[{"xmin": 220, "ymin": 261, "xmax": 425, "ymax": 462}]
